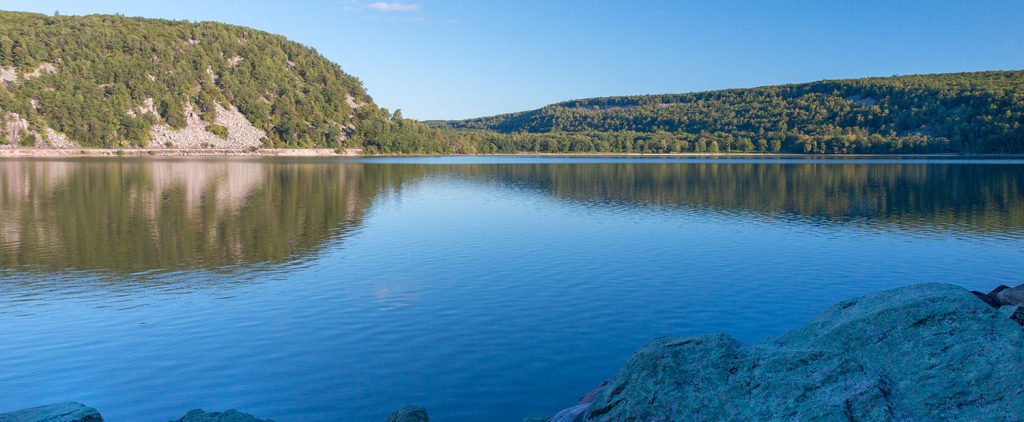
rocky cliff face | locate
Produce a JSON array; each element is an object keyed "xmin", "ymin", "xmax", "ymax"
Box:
[{"xmin": 578, "ymin": 283, "xmax": 1024, "ymax": 421}]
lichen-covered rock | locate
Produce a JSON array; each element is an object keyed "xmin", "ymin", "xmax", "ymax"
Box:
[
  {"xmin": 583, "ymin": 283, "xmax": 1024, "ymax": 421},
  {"xmin": 0, "ymin": 402, "xmax": 102, "ymax": 422},
  {"xmin": 386, "ymin": 406, "xmax": 429, "ymax": 422},
  {"xmin": 171, "ymin": 409, "xmax": 272, "ymax": 422}
]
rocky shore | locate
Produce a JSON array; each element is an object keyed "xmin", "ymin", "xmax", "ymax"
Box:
[
  {"xmin": 4, "ymin": 283, "xmax": 1021, "ymax": 421},
  {"xmin": 534, "ymin": 282, "xmax": 1024, "ymax": 421}
]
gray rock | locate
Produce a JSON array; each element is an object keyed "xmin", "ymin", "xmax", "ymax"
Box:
[
  {"xmin": 386, "ymin": 405, "xmax": 429, "ymax": 422},
  {"xmin": 1000, "ymin": 305, "xmax": 1024, "ymax": 326},
  {"xmin": 577, "ymin": 381, "xmax": 607, "ymax": 405},
  {"xmin": 548, "ymin": 404, "xmax": 588, "ymax": 422},
  {"xmin": 0, "ymin": 402, "xmax": 102, "ymax": 422},
  {"xmin": 971, "ymin": 284, "xmax": 1015, "ymax": 308},
  {"xmin": 171, "ymin": 409, "xmax": 272, "ymax": 422},
  {"xmin": 971, "ymin": 290, "xmax": 1001, "ymax": 307},
  {"xmin": 583, "ymin": 283, "xmax": 1024, "ymax": 421},
  {"xmin": 995, "ymin": 284, "xmax": 1024, "ymax": 306}
]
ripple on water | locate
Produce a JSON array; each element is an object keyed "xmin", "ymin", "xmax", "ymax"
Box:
[{"xmin": 1, "ymin": 158, "xmax": 1022, "ymax": 420}]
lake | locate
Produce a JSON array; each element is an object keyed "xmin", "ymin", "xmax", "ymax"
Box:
[{"xmin": 1, "ymin": 156, "xmax": 1023, "ymax": 421}]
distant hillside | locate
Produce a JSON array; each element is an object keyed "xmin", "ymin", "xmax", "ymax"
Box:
[
  {"xmin": 0, "ymin": 11, "xmax": 412, "ymax": 149},
  {"xmin": 434, "ymin": 71, "xmax": 1024, "ymax": 154},
  {"xmin": 2, "ymin": 11, "xmax": 1021, "ymax": 155}
]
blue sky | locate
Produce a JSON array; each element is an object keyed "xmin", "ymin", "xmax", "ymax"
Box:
[{"xmin": 2, "ymin": 0, "xmax": 1023, "ymax": 119}]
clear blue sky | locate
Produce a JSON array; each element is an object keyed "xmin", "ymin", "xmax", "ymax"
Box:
[{"xmin": 2, "ymin": 0, "xmax": 1023, "ymax": 119}]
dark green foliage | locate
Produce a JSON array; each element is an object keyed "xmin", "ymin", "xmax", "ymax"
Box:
[
  {"xmin": 18, "ymin": 131, "xmax": 35, "ymax": 147},
  {"xmin": 435, "ymin": 71, "xmax": 1024, "ymax": 154},
  {"xmin": 3, "ymin": 11, "xmax": 1021, "ymax": 155},
  {"xmin": 0, "ymin": 11, "xmax": 377, "ymax": 148},
  {"xmin": 206, "ymin": 124, "xmax": 228, "ymax": 138}
]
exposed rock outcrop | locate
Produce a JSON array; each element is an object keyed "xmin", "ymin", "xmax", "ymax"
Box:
[
  {"xmin": 386, "ymin": 405, "xmax": 429, "ymax": 422},
  {"xmin": 0, "ymin": 111, "xmax": 32, "ymax": 146},
  {"xmin": 0, "ymin": 111, "xmax": 77, "ymax": 148},
  {"xmin": 564, "ymin": 283, "xmax": 1024, "ymax": 421},
  {"xmin": 0, "ymin": 402, "xmax": 102, "ymax": 422},
  {"xmin": 0, "ymin": 66, "xmax": 16, "ymax": 83},
  {"xmin": 171, "ymin": 409, "xmax": 272, "ymax": 422},
  {"xmin": 126, "ymin": 97, "xmax": 159, "ymax": 118},
  {"xmin": 43, "ymin": 128, "xmax": 76, "ymax": 149},
  {"xmin": 0, "ymin": 63, "xmax": 58, "ymax": 84},
  {"xmin": 148, "ymin": 103, "xmax": 265, "ymax": 149},
  {"xmin": 23, "ymin": 63, "xmax": 57, "ymax": 80}
]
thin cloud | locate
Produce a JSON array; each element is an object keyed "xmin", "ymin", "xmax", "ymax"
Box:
[{"xmin": 367, "ymin": 2, "xmax": 421, "ymax": 12}]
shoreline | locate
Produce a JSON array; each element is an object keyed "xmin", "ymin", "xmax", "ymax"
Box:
[
  {"xmin": 2, "ymin": 148, "xmax": 1023, "ymax": 159},
  {"xmin": 0, "ymin": 148, "xmax": 362, "ymax": 157}
]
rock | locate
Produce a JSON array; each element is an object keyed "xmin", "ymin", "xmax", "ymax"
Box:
[
  {"xmin": 971, "ymin": 290, "xmax": 1001, "ymax": 308},
  {"xmin": 989, "ymin": 284, "xmax": 1011, "ymax": 296},
  {"xmin": 582, "ymin": 283, "xmax": 1024, "ymax": 421},
  {"xmin": 1000, "ymin": 305, "xmax": 1024, "ymax": 326},
  {"xmin": 386, "ymin": 405, "xmax": 429, "ymax": 422},
  {"xmin": 548, "ymin": 404, "xmax": 588, "ymax": 422},
  {"xmin": 995, "ymin": 284, "xmax": 1024, "ymax": 306},
  {"xmin": 171, "ymin": 409, "xmax": 272, "ymax": 422},
  {"xmin": 0, "ymin": 402, "xmax": 103, "ymax": 422},
  {"xmin": 577, "ymin": 381, "xmax": 607, "ymax": 405},
  {"xmin": 148, "ymin": 103, "xmax": 265, "ymax": 150}
]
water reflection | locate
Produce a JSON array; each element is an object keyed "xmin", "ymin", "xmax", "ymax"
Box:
[
  {"xmin": 2, "ymin": 158, "xmax": 1022, "ymax": 421},
  {"xmin": 0, "ymin": 159, "xmax": 424, "ymax": 272},
  {"xmin": 0, "ymin": 159, "xmax": 1021, "ymax": 274},
  {"xmin": 452, "ymin": 162, "xmax": 1024, "ymax": 235}
]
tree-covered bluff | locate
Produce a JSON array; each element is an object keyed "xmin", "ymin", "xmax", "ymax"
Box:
[
  {"xmin": 0, "ymin": 10, "xmax": 437, "ymax": 150},
  {"xmin": 435, "ymin": 71, "xmax": 1024, "ymax": 154},
  {"xmin": 2, "ymin": 10, "xmax": 1022, "ymax": 155}
]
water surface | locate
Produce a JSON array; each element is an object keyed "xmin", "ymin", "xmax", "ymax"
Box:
[{"xmin": 1, "ymin": 157, "xmax": 1022, "ymax": 420}]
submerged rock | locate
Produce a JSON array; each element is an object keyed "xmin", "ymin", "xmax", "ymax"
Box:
[
  {"xmin": 0, "ymin": 402, "xmax": 102, "ymax": 422},
  {"xmin": 582, "ymin": 283, "xmax": 1024, "ymax": 421},
  {"xmin": 171, "ymin": 409, "xmax": 272, "ymax": 422},
  {"xmin": 386, "ymin": 405, "xmax": 429, "ymax": 422}
]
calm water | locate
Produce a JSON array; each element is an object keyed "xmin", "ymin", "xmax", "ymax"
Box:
[{"xmin": 1, "ymin": 157, "xmax": 1023, "ymax": 421}]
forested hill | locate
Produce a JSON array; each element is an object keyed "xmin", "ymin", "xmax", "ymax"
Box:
[
  {"xmin": 2, "ymin": 10, "xmax": 1021, "ymax": 155},
  {"xmin": 0, "ymin": 11, "xmax": 418, "ymax": 149},
  {"xmin": 434, "ymin": 71, "xmax": 1024, "ymax": 154}
]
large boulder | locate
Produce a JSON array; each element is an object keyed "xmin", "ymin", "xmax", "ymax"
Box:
[
  {"xmin": 583, "ymin": 283, "xmax": 1024, "ymax": 421},
  {"xmin": 995, "ymin": 284, "xmax": 1024, "ymax": 306},
  {"xmin": 386, "ymin": 405, "xmax": 429, "ymax": 422},
  {"xmin": 0, "ymin": 402, "xmax": 102, "ymax": 422},
  {"xmin": 171, "ymin": 409, "xmax": 272, "ymax": 422}
]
